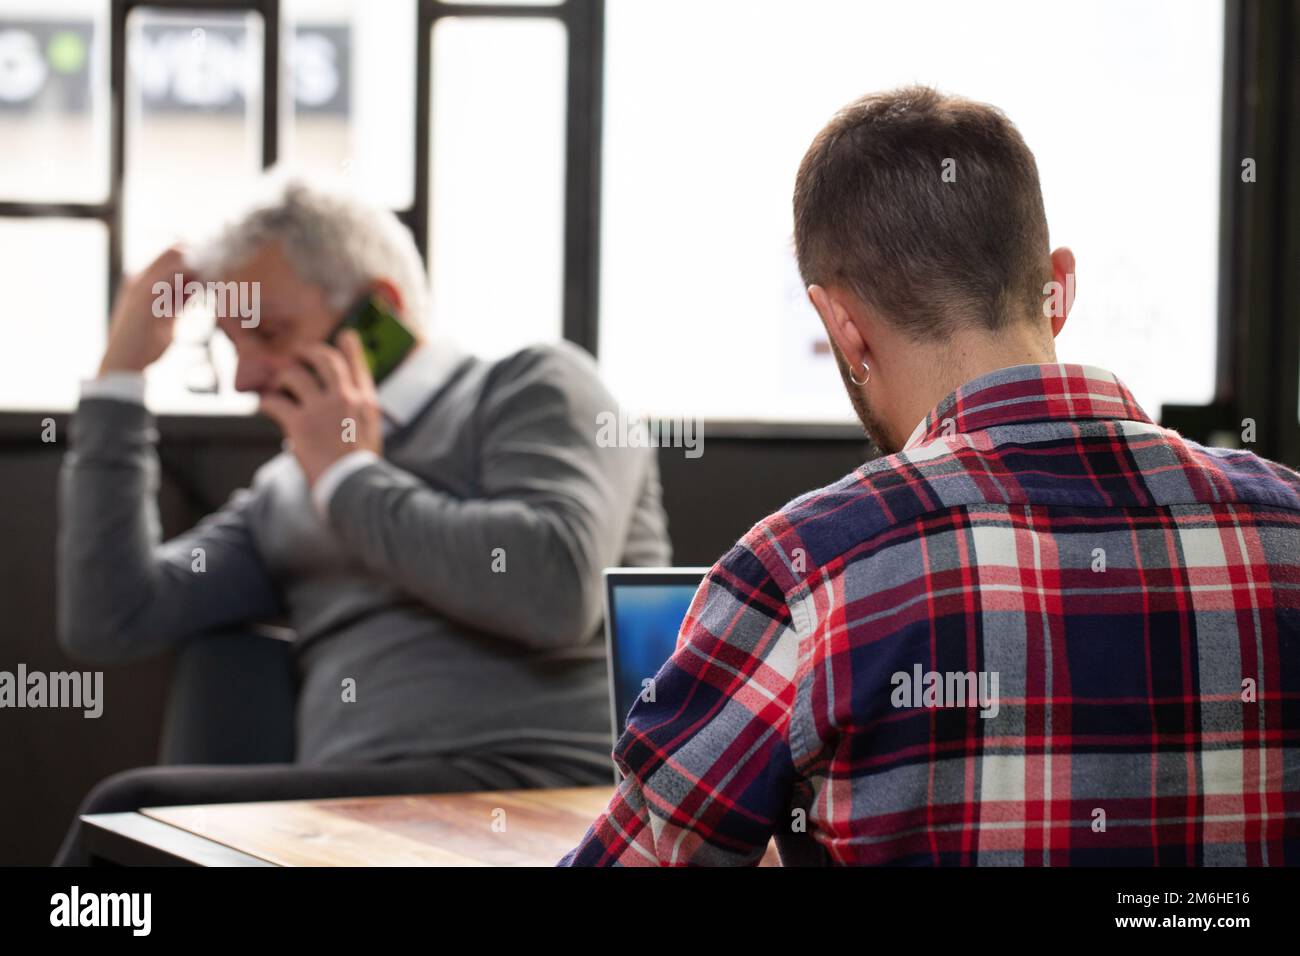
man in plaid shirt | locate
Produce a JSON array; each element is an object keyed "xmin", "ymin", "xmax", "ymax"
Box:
[{"xmin": 559, "ymin": 86, "xmax": 1300, "ymax": 866}]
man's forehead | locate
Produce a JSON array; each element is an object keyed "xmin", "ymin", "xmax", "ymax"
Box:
[
  {"xmin": 212, "ymin": 241, "xmax": 328, "ymax": 315},
  {"xmin": 218, "ymin": 238, "xmax": 293, "ymax": 280}
]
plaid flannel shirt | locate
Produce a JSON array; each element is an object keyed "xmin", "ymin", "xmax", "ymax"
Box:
[{"xmin": 559, "ymin": 363, "xmax": 1300, "ymax": 866}]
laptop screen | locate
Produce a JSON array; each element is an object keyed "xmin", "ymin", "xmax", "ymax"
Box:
[{"xmin": 604, "ymin": 570, "xmax": 707, "ymax": 743}]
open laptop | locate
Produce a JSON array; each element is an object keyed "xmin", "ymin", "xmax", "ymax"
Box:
[{"xmin": 602, "ymin": 567, "xmax": 709, "ymax": 780}]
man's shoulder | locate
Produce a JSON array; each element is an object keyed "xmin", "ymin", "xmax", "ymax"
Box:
[
  {"xmin": 729, "ymin": 430, "xmax": 1066, "ymax": 601},
  {"xmin": 736, "ymin": 428, "xmax": 1300, "ymax": 604},
  {"xmin": 729, "ymin": 455, "xmax": 912, "ymax": 604},
  {"xmin": 758, "ymin": 440, "xmax": 957, "ymax": 530},
  {"xmin": 473, "ymin": 341, "xmax": 613, "ymax": 429},
  {"xmin": 1174, "ymin": 436, "xmax": 1300, "ymax": 512},
  {"xmin": 484, "ymin": 340, "xmax": 600, "ymax": 388}
]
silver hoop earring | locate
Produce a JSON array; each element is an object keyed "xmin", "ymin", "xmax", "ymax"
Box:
[{"xmin": 849, "ymin": 361, "xmax": 871, "ymax": 387}]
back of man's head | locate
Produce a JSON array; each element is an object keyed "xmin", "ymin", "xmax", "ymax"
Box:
[{"xmin": 793, "ymin": 85, "xmax": 1052, "ymax": 339}]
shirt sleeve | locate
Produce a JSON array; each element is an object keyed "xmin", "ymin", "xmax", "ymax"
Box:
[
  {"xmin": 557, "ymin": 540, "xmax": 802, "ymax": 865},
  {"xmin": 79, "ymin": 371, "xmax": 146, "ymax": 405}
]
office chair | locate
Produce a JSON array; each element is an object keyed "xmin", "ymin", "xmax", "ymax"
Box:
[{"xmin": 157, "ymin": 626, "xmax": 298, "ymax": 765}]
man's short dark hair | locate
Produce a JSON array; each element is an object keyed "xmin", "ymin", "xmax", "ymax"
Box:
[{"xmin": 793, "ymin": 85, "xmax": 1052, "ymax": 339}]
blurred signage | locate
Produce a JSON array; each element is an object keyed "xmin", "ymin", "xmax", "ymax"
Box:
[{"xmin": 0, "ymin": 18, "xmax": 350, "ymax": 114}]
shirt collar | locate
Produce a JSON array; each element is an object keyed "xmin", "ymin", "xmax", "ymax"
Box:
[
  {"xmin": 902, "ymin": 363, "xmax": 1153, "ymax": 451},
  {"xmin": 376, "ymin": 337, "xmax": 466, "ymax": 430}
]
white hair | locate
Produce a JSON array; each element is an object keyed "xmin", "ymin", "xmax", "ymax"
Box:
[{"xmin": 187, "ymin": 173, "xmax": 430, "ymax": 327}]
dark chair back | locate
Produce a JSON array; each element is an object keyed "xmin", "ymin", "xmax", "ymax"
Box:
[{"xmin": 157, "ymin": 628, "xmax": 297, "ymax": 765}]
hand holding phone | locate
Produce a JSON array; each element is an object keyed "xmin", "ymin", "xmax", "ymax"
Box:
[
  {"xmin": 328, "ymin": 293, "xmax": 417, "ymax": 386},
  {"xmin": 259, "ymin": 329, "xmax": 386, "ymax": 486}
]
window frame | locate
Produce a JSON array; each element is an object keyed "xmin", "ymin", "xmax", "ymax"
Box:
[
  {"xmin": 0, "ymin": 0, "xmax": 601, "ymax": 435},
  {"xmin": 0, "ymin": 0, "xmax": 1295, "ymax": 460}
]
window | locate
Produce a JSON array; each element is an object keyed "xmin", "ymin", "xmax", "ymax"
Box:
[
  {"xmin": 429, "ymin": 16, "xmax": 568, "ymax": 359},
  {"xmin": 0, "ymin": 1, "xmax": 108, "ymax": 202},
  {"xmin": 0, "ymin": 0, "xmax": 109, "ymax": 410},
  {"xmin": 0, "ymin": 219, "xmax": 108, "ymax": 410},
  {"xmin": 0, "ymin": 0, "xmax": 1232, "ymax": 429},
  {"xmin": 124, "ymin": 7, "xmax": 266, "ymax": 413},
  {"xmin": 281, "ymin": 0, "xmax": 415, "ymax": 210},
  {"xmin": 0, "ymin": 0, "xmax": 590, "ymax": 413},
  {"xmin": 599, "ymin": 0, "xmax": 1225, "ymax": 424}
]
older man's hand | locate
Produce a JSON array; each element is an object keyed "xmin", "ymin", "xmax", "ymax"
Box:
[
  {"xmin": 258, "ymin": 330, "xmax": 384, "ymax": 487},
  {"xmin": 99, "ymin": 246, "xmax": 190, "ymax": 375}
]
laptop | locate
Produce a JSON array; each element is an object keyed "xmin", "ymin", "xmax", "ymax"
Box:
[{"xmin": 602, "ymin": 567, "xmax": 709, "ymax": 780}]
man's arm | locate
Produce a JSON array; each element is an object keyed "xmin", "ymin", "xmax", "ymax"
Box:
[
  {"xmin": 57, "ymin": 393, "xmax": 282, "ymax": 662},
  {"xmin": 322, "ymin": 344, "xmax": 654, "ymax": 651},
  {"xmin": 57, "ymin": 246, "xmax": 282, "ymax": 662},
  {"xmin": 558, "ymin": 542, "xmax": 801, "ymax": 865}
]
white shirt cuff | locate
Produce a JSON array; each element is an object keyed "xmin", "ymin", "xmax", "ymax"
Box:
[
  {"xmin": 80, "ymin": 372, "xmax": 146, "ymax": 406},
  {"xmin": 312, "ymin": 450, "xmax": 381, "ymax": 519}
]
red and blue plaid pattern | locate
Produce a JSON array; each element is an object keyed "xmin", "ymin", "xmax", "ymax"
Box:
[{"xmin": 559, "ymin": 363, "xmax": 1300, "ymax": 866}]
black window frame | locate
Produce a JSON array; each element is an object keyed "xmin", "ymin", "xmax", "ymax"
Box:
[
  {"xmin": 0, "ymin": 0, "xmax": 600, "ymax": 443},
  {"xmin": 0, "ymin": 0, "xmax": 1296, "ymax": 461}
]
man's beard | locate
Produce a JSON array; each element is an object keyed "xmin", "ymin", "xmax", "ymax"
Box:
[{"xmin": 831, "ymin": 346, "xmax": 901, "ymax": 455}]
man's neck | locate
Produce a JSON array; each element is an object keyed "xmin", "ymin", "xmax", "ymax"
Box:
[{"xmin": 890, "ymin": 328, "xmax": 1057, "ymax": 448}]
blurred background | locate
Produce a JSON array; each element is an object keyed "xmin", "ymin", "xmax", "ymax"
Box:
[{"xmin": 0, "ymin": 0, "xmax": 1295, "ymax": 863}]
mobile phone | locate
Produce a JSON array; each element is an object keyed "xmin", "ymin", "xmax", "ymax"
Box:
[{"xmin": 329, "ymin": 293, "xmax": 417, "ymax": 385}]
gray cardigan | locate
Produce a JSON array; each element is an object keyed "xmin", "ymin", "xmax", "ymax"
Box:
[{"xmin": 57, "ymin": 341, "xmax": 672, "ymax": 771}]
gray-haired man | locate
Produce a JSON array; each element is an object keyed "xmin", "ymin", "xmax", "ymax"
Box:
[{"xmin": 54, "ymin": 178, "xmax": 670, "ymax": 864}]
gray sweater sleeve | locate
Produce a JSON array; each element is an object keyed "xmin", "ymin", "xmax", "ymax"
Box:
[
  {"xmin": 57, "ymin": 397, "xmax": 282, "ymax": 662},
  {"xmin": 326, "ymin": 343, "xmax": 652, "ymax": 651}
]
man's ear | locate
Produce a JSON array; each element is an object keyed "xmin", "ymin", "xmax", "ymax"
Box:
[
  {"xmin": 1047, "ymin": 247, "xmax": 1076, "ymax": 337},
  {"xmin": 368, "ymin": 278, "xmax": 404, "ymax": 316},
  {"xmin": 808, "ymin": 284, "xmax": 869, "ymax": 367}
]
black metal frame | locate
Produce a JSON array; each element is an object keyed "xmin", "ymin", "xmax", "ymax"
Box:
[
  {"xmin": 1161, "ymin": 0, "xmax": 1300, "ymax": 464},
  {"xmin": 1, "ymin": 0, "xmax": 1296, "ymax": 455},
  {"xmin": 412, "ymin": 1, "xmax": 605, "ymax": 351},
  {"xmin": 0, "ymin": 0, "xmax": 601, "ymax": 419},
  {"xmin": 0, "ymin": 0, "xmax": 281, "ymax": 325}
]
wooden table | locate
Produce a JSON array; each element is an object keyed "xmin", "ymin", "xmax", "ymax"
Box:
[{"xmin": 82, "ymin": 786, "xmax": 783, "ymax": 866}]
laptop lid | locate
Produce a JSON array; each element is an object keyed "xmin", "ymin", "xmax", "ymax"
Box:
[{"xmin": 603, "ymin": 568, "xmax": 709, "ymax": 776}]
